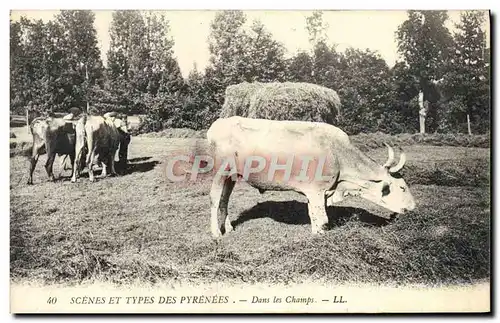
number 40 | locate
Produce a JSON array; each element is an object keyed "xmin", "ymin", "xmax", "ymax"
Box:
[{"xmin": 47, "ymin": 297, "xmax": 57, "ymax": 304}]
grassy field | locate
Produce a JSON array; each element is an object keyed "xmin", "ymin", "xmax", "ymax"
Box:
[{"xmin": 10, "ymin": 127, "xmax": 491, "ymax": 287}]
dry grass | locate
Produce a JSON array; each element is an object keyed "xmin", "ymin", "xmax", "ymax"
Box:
[
  {"xmin": 220, "ymin": 82, "xmax": 342, "ymax": 124},
  {"xmin": 10, "ymin": 134, "xmax": 490, "ymax": 287},
  {"xmin": 351, "ymin": 132, "xmax": 490, "ymax": 151},
  {"xmin": 137, "ymin": 128, "xmax": 206, "ymax": 139}
]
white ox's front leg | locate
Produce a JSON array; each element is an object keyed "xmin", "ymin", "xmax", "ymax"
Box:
[
  {"xmin": 305, "ymin": 191, "xmax": 329, "ymax": 235},
  {"xmin": 209, "ymin": 176, "xmax": 236, "ymax": 238},
  {"xmin": 210, "ymin": 179, "xmax": 224, "ymax": 238}
]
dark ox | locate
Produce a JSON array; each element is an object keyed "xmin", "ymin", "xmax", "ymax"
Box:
[
  {"xmin": 71, "ymin": 114, "xmax": 129, "ymax": 183},
  {"xmin": 27, "ymin": 117, "xmax": 79, "ymax": 185}
]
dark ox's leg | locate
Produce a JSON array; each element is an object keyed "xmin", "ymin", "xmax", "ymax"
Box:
[
  {"xmin": 101, "ymin": 157, "xmax": 109, "ymax": 177},
  {"xmin": 210, "ymin": 175, "xmax": 236, "ymax": 238},
  {"xmin": 44, "ymin": 139, "xmax": 56, "ymax": 182},
  {"xmin": 27, "ymin": 143, "xmax": 44, "ymax": 185},
  {"xmin": 68, "ymin": 152, "xmax": 75, "ymax": 179},
  {"xmin": 45, "ymin": 153, "xmax": 56, "ymax": 182},
  {"xmin": 57, "ymin": 154, "xmax": 73, "ymax": 178},
  {"xmin": 71, "ymin": 146, "xmax": 85, "ymax": 183},
  {"xmin": 86, "ymin": 145, "xmax": 98, "ymax": 182},
  {"xmin": 109, "ymin": 147, "xmax": 118, "ymax": 176},
  {"xmin": 96, "ymin": 152, "xmax": 108, "ymax": 178},
  {"xmin": 118, "ymin": 133, "xmax": 130, "ymax": 173},
  {"xmin": 63, "ymin": 154, "xmax": 73, "ymax": 170}
]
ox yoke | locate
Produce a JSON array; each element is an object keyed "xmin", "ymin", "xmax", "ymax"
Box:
[{"xmin": 206, "ymin": 116, "xmax": 358, "ymax": 194}]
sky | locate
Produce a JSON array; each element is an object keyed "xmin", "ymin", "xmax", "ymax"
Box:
[{"xmin": 10, "ymin": 10, "xmax": 490, "ymax": 78}]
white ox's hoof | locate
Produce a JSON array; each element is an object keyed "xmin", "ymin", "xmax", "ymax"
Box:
[
  {"xmin": 312, "ymin": 228, "xmax": 326, "ymax": 235},
  {"xmin": 224, "ymin": 223, "xmax": 234, "ymax": 233},
  {"xmin": 211, "ymin": 230, "xmax": 223, "ymax": 239}
]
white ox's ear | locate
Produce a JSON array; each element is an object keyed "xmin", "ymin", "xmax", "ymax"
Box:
[{"xmin": 326, "ymin": 180, "xmax": 365, "ymax": 206}]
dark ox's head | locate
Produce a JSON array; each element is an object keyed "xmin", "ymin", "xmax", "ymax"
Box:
[
  {"xmin": 343, "ymin": 144, "xmax": 416, "ymax": 214},
  {"xmin": 104, "ymin": 112, "xmax": 129, "ymax": 134},
  {"xmin": 113, "ymin": 117, "xmax": 129, "ymax": 134}
]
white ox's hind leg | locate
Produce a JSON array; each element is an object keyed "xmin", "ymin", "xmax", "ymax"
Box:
[
  {"xmin": 210, "ymin": 176, "xmax": 236, "ymax": 238},
  {"xmin": 305, "ymin": 191, "xmax": 329, "ymax": 235}
]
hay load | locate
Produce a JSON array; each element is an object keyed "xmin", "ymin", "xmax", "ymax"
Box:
[{"xmin": 220, "ymin": 82, "xmax": 342, "ymax": 124}]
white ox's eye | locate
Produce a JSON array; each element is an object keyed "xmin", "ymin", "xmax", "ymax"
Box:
[
  {"xmin": 382, "ymin": 184, "xmax": 390, "ymax": 196},
  {"xmin": 400, "ymin": 186, "xmax": 406, "ymax": 192}
]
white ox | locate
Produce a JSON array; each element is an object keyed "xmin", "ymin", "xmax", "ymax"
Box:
[
  {"xmin": 71, "ymin": 114, "xmax": 128, "ymax": 183},
  {"xmin": 206, "ymin": 116, "xmax": 416, "ymax": 238}
]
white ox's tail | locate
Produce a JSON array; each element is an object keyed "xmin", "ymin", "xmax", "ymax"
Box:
[{"xmin": 164, "ymin": 138, "xmax": 214, "ymax": 182}]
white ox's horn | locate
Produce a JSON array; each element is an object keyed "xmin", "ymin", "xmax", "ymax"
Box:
[
  {"xmin": 389, "ymin": 150, "xmax": 406, "ymax": 173},
  {"xmin": 383, "ymin": 143, "xmax": 395, "ymax": 168}
]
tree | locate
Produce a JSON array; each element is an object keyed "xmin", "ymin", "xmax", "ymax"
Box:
[
  {"xmin": 179, "ymin": 64, "xmax": 212, "ymax": 129},
  {"xmin": 396, "ymin": 10, "xmax": 454, "ymax": 132},
  {"xmin": 311, "ymin": 41, "xmax": 341, "ymax": 89},
  {"xmin": 286, "ymin": 51, "xmax": 314, "ymax": 83},
  {"xmin": 205, "ymin": 10, "xmax": 249, "ymax": 105},
  {"xmin": 106, "ymin": 10, "xmax": 147, "ymax": 114},
  {"xmin": 55, "ymin": 10, "xmax": 104, "ymax": 112},
  {"xmin": 16, "ymin": 18, "xmax": 50, "ymax": 114},
  {"xmin": 439, "ymin": 11, "xmax": 490, "ymax": 133},
  {"xmin": 336, "ymin": 48, "xmax": 395, "ymax": 134},
  {"xmin": 243, "ymin": 20, "xmax": 287, "ymax": 82},
  {"xmin": 10, "ymin": 19, "xmax": 25, "ymax": 113},
  {"xmin": 304, "ymin": 11, "xmax": 340, "ymax": 87},
  {"xmin": 104, "ymin": 11, "xmax": 187, "ymax": 131},
  {"xmin": 11, "ymin": 11, "xmax": 105, "ymax": 115},
  {"xmin": 388, "ymin": 61, "xmax": 420, "ymax": 133},
  {"xmin": 306, "ymin": 10, "xmax": 329, "ymax": 46}
]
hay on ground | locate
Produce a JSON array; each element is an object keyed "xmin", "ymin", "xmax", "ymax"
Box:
[{"xmin": 220, "ymin": 82, "xmax": 342, "ymax": 124}]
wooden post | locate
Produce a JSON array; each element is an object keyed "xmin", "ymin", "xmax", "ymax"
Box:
[
  {"xmin": 26, "ymin": 108, "xmax": 29, "ymax": 134},
  {"xmin": 85, "ymin": 64, "xmax": 90, "ymax": 114},
  {"xmin": 467, "ymin": 114, "xmax": 472, "ymax": 135},
  {"xmin": 418, "ymin": 91, "xmax": 426, "ymax": 134}
]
